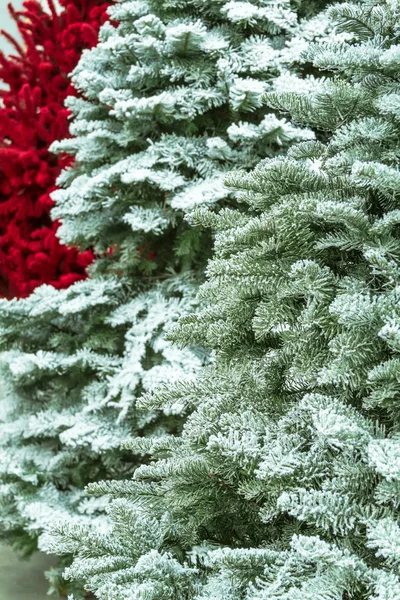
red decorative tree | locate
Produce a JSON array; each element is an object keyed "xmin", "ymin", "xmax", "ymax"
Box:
[{"xmin": 0, "ymin": 0, "xmax": 110, "ymax": 298}]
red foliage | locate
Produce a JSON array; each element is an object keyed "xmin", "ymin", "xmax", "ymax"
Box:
[{"xmin": 0, "ymin": 0, "xmax": 110, "ymax": 298}]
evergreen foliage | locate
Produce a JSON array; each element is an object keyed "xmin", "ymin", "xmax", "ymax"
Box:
[
  {"xmin": 46, "ymin": 1, "xmax": 400, "ymax": 599},
  {"xmin": 0, "ymin": 0, "xmax": 321, "ymax": 575},
  {"xmin": 0, "ymin": 0, "xmax": 109, "ymax": 297}
]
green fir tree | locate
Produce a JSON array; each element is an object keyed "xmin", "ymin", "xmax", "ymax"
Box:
[
  {"xmin": 0, "ymin": 0, "xmax": 323, "ymax": 578},
  {"xmin": 46, "ymin": 1, "xmax": 400, "ymax": 599}
]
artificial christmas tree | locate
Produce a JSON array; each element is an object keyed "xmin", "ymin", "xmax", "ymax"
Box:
[
  {"xmin": 46, "ymin": 1, "xmax": 400, "ymax": 599},
  {"xmin": 0, "ymin": 0, "xmax": 110, "ymax": 298},
  {"xmin": 0, "ymin": 0, "xmax": 326, "ymax": 582}
]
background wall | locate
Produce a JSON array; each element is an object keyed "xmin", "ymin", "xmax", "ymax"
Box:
[
  {"xmin": 0, "ymin": 546, "xmax": 60, "ymax": 600},
  {"xmin": 0, "ymin": 0, "xmax": 24, "ymax": 53}
]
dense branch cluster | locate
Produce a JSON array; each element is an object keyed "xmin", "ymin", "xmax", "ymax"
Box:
[
  {"xmin": 0, "ymin": 2, "xmax": 329, "ymax": 592},
  {"xmin": 0, "ymin": 0, "xmax": 109, "ymax": 297},
  {"xmin": 2, "ymin": 1, "xmax": 400, "ymax": 599},
  {"xmin": 44, "ymin": 1, "xmax": 400, "ymax": 599}
]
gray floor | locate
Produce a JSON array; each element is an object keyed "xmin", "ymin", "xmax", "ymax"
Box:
[{"xmin": 0, "ymin": 545, "xmax": 62, "ymax": 600}]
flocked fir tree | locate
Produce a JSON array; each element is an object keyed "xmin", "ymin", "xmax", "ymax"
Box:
[
  {"xmin": 44, "ymin": 1, "xmax": 400, "ymax": 599},
  {"xmin": 0, "ymin": 0, "xmax": 110, "ymax": 297},
  {"xmin": 0, "ymin": 0, "xmax": 328, "ymax": 586}
]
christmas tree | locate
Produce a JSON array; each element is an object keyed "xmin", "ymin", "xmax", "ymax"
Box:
[
  {"xmin": 46, "ymin": 1, "xmax": 400, "ymax": 599},
  {"xmin": 0, "ymin": 0, "xmax": 323, "ymax": 578},
  {"xmin": 0, "ymin": 0, "xmax": 110, "ymax": 298}
]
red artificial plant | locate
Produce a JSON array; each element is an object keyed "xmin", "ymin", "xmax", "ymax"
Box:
[{"xmin": 0, "ymin": 0, "xmax": 110, "ymax": 298}]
